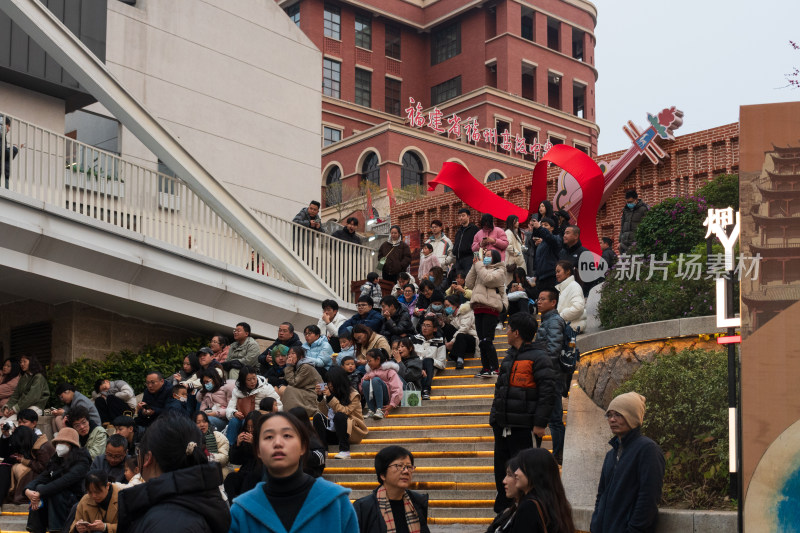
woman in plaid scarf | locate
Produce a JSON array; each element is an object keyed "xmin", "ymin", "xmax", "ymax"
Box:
[{"xmin": 353, "ymin": 445, "xmax": 430, "ymax": 533}]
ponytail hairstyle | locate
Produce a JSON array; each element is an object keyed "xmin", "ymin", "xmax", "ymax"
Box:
[
  {"xmin": 366, "ymin": 347, "xmax": 390, "ymax": 365},
  {"xmin": 139, "ymin": 410, "xmax": 207, "ymax": 474}
]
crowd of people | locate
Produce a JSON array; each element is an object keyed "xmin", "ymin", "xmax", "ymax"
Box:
[{"xmin": 0, "ymin": 201, "xmax": 664, "ymax": 532}]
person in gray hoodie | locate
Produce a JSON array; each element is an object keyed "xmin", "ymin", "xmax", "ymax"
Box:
[{"xmin": 51, "ymin": 382, "xmax": 101, "ymax": 433}]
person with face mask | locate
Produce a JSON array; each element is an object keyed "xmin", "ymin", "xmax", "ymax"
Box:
[
  {"xmin": 442, "ymin": 295, "xmax": 479, "ymax": 371},
  {"xmin": 25, "ymin": 427, "xmax": 92, "ymax": 533},
  {"xmin": 618, "ymin": 189, "xmax": 649, "ymax": 254},
  {"xmin": 466, "ymin": 249, "xmax": 508, "ymax": 376},
  {"xmin": 196, "ymin": 370, "xmax": 235, "ymax": 433}
]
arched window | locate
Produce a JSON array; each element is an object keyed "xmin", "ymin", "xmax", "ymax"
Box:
[
  {"xmin": 325, "ymin": 166, "xmax": 342, "ymax": 205},
  {"xmin": 487, "ymin": 171, "xmax": 505, "ymax": 182},
  {"xmin": 401, "ymin": 152, "xmax": 424, "ymax": 188},
  {"xmin": 361, "ymin": 152, "xmax": 380, "ymax": 186}
]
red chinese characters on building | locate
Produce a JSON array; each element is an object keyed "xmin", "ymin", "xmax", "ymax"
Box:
[{"xmin": 404, "ymin": 98, "xmax": 550, "ymax": 160}]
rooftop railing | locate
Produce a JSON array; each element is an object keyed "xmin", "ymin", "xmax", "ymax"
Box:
[{"xmin": 1, "ymin": 111, "xmax": 373, "ymax": 302}]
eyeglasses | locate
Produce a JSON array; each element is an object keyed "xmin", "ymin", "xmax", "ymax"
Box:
[
  {"xmin": 388, "ymin": 463, "xmax": 416, "ymax": 473},
  {"xmin": 605, "ymin": 411, "xmax": 624, "ymax": 420}
]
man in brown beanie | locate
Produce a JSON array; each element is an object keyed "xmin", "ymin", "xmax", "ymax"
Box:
[{"xmin": 590, "ymin": 391, "xmax": 665, "ymax": 533}]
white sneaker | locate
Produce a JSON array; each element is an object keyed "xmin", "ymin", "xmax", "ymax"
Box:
[
  {"xmin": 334, "ymin": 451, "xmax": 351, "ymax": 459},
  {"xmin": 364, "ymin": 410, "xmax": 375, "ymax": 419},
  {"xmin": 373, "ymin": 409, "xmax": 385, "ymax": 420}
]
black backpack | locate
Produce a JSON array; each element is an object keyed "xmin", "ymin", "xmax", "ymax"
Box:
[{"xmin": 559, "ymin": 322, "xmax": 581, "ymax": 372}]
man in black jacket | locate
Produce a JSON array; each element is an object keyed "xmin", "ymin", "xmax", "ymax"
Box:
[
  {"xmin": 489, "ymin": 312, "xmax": 557, "ymax": 512},
  {"xmin": 331, "ymin": 217, "xmax": 362, "ymax": 245},
  {"xmin": 379, "ymin": 296, "xmax": 415, "ymax": 343},
  {"xmin": 591, "ymin": 391, "xmax": 665, "ymax": 533},
  {"xmin": 135, "ymin": 371, "xmax": 173, "ymax": 428},
  {"xmin": 258, "ymin": 322, "xmax": 302, "ymax": 376},
  {"xmin": 448, "ymin": 208, "xmax": 480, "ymax": 277},
  {"xmin": 619, "ymin": 189, "xmax": 649, "ymax": 254},
  {"xmin": 535, "ymin": 289, "xmax": 567, "ymax": 464}
]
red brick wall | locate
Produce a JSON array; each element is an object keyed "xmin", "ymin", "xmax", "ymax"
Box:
[{"xmin": 394, "ymin": 123, "xmax": 740, "ymax": 250}]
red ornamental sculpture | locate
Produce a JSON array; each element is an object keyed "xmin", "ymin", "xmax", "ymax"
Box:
[{"xmin": 428, "ymin": 144, "xmax": 604, "ymax": 258}]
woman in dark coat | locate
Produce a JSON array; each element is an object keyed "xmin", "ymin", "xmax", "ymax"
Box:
[
  {"xmin": 117, "ymin": 411, "xmax": 230, "ymax": 533},
  {"xmin": 377, "ymin": 225, "xmax": 412, "ymax": 283},
  {"xmin": 353, "ymin": 445, "xmax": 430, "ymax": 533},
  {"xmin": 25, "ymin": 427, "xmax": 92, "ymax": 533}
]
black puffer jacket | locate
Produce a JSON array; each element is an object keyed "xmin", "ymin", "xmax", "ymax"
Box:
[
  {"xmin": 489, "ymin": 341, "xmax": 556, "ymax": 429},
  {"xmin": 353, "ymin": 488, "xmax": 431, "ymax": 533},
  {"xmin": 117, "ymin": 463, "xmax": 230, "ymax": 533},
  {"xmin": 379, "ymin": 309, "xmax": 415, "ymax": 342},
  {"xmin": 619, "ymin": 200, "xmax": 649, "ymax": 250}
]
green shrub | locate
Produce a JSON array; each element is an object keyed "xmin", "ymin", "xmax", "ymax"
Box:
[
  {"xmin": 597, "ymin": 243, "xmax": 718, "ymax": 329},
  {"xmin": 697, "ymin": 174, "xmax": 739, "ymax": 210},
  {"xmin": 635, "ymin": 196, "xmax": 709, "ymax": 257},
  {"xmin": 614, "ymin": 348, "xmax": 732, "ymax": 509},
  {"xmin": 47, "ymin": 338, "xmax": 205, "ymax": 406}
]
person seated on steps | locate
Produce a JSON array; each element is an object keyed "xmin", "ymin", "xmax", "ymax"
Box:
[
  {"xmin": 360, "ymin": 348, "xmax": 403, "ymax": 420},
  {"xmin": 51, "ymin": 382, "xmax": 101, "ymax": 435},
  {"xmin": 412, "ymin": 317, "xmax": 446, "ymax": 400},
  {"xmin": 442, "ymin": 294, "xmax": 478, "ymax": 370},
  {"xmin": 312, "ymin": 366, "xmax": 368, "ymax": 460}
]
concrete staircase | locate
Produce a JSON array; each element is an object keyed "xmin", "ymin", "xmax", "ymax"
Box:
[{"xmin": 325, "ymin": 333, "xmax": 566, "ymax": 526}]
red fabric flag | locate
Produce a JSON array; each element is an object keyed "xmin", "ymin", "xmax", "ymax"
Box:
[
  {"xmin": 428, "ymin": 145, "xmax": 604, "ymax": 258},
  {"xmin": 366, "ymin": 186, "xmax": 374, "ymax": 220},
  {"xmin": 386, "ymin": 171, "xmax": 397, "ymax": 210}
]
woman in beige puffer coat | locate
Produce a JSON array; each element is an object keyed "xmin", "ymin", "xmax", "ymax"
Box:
[{"xmin": 465, "ymin": 250, "xmax": 508, "ymax": 375}]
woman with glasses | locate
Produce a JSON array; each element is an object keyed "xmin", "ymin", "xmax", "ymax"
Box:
[{"xmin": 353, "ymin": 445, "xmax": 430, "ymax": 533}]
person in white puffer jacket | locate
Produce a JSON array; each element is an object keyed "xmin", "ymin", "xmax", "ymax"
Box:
[
  {"xmin": 412, "ymin": 317, "xmax": 447, "ymax": 400},
  {"xmin": 554, "ymin": 260, "xmax": 587, "ymax": 332},
  {"xmin": 225, "ymin": 367, "xmax": 281, "ymax": 445}
]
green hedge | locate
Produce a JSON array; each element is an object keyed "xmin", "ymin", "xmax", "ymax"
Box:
[
  {"xmin": 634, "ymin": 196, "xmax": 709, "ymax": 258},
  {"xmin": 46, "ymin": 338, "xmax": 205, "ymax": 407},
  {"xmin": 597, "ymin": 243, "xmax": 721, "ymax": 329},
  {"xmin": 614, "ymin": 348, "xmax": 733, "ymax": 509},
  {"xmin": 697, "ymin": 174, "xmax": 738, "ymax": 210}
]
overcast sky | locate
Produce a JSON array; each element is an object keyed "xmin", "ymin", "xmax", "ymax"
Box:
[{"xmin": 592, "ymin": 0, "xmax": 800, "ymax": 155}]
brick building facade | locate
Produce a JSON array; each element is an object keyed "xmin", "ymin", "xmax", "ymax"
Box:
[
  {"xmin": 277, "ymin": 0, "xmax": 599, "ymax": 225},
  {"xmin": 393, "ymin": 122, "xmax": 740, "ymax": 251}
]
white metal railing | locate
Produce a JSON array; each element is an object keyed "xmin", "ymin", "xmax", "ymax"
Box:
[
  {"xmin": 252, "ymin": 209, "xmax": 376, "ymax": 302},
  {"xmin": 0, "ymin": 111, "xmax": 373, "ymax": 302}
]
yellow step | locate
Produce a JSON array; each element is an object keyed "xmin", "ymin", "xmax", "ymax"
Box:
[
  {"xmin": 329, "ymin": 466, "xmax": 493, "ymax": 474},
  {"xmin": 368, "ymin": 423, "xmax": 491, "ymax": 431},
  {"xmin": 328, "ymin": 451, "xmax": 494, "ymax": 459},
  {"xmin": 339, "ymin": 481, "xmax": 495, "ymax": 490},
  {"xmin": 433, "ymin": 383, "xmax": 495, "ymax": 389},
  {"xmin": 359, "ymin": 436, "xmax": 495, "ymax": 444},
  {"xmin": 384, "ymin": 412, "xmax": 490, "ymax": 418},
  {"xmin": 430, "ymin": 394, "xmax": 494, "ymax": 400},
  {"xmin": 430, "ymin": 517, "xmax": 494, "ymax": 524}
]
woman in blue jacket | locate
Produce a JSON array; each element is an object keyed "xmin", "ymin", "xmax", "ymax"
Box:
[{"xmin": 229, "ymin": 412, "xmax": 358, "ymax": 533}]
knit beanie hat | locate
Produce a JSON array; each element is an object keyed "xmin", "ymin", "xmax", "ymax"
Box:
[{"xmin": 607, "ymin": 391, "xmax": 646, "ymax": 428}]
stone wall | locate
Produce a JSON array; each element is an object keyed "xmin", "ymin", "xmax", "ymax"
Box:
[
  {"xmin": 575, "ymin": 315, "xmax": 726, "ymax": 410},
  {"xmin": 578, "ymin": 336, "xmax": 724, "ymax": 409}
]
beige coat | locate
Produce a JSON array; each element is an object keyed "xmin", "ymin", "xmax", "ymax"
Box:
[
  {"xmin": 466, "ymin": 261, "xmax": 508, "ymax": 312},
  {"xmin": 282, "ymin": 362, "xmax": 324, "ymax": 417},
  {"xmin": 70, "ymin": 483, "xmax": 120, "ymax": 533},
  {"xmin": 318, "ymin": 389, "xmax": 368, "ymax": 444},
  {"xmin": 356, "ymin": 333, "xmax": 391, "ymax": 364}
]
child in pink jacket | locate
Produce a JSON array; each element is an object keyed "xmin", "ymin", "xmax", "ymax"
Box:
[{"xmin": 360, "ymin": 348, "xmax": 404, "ymax": 420}]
